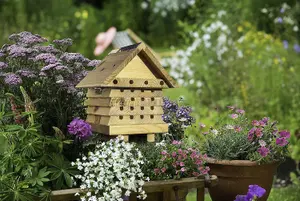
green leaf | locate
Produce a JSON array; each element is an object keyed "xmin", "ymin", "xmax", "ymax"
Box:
[
  {"xmin": 0, "ymin": 135, "xmax": 8, "ymax": 154},
  {"xmin": 63, "ymin": 172, "xmax": 73, "ymax": 187}
]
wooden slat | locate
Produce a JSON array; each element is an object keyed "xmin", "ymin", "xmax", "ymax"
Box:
[
  {"xmin": 106, "ymin": 78, "xmax": 168, "ymax": 89},
  {"xmin": 87, "ymin": 88, "xmax": 163, "ymax": 98},
  {"xmin": 89, "ymin": 123, "xmax": 168, "ymax": 135},
  {"xmin": 86, "ymin": 106, "xmax": 163, "ymax": 116},
  {"xmin": 197, "ymin": 187, "xmax": 205, "ymax": 201},
  {"xmin": 86, "ymin": 114, "xmax": 165, "ymax": 125},
  {"xmin": 85, "ymin": 97, "xmax": 163, "ymax": 107}
]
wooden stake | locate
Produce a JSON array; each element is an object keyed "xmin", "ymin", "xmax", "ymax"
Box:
[
  {"xmin": 147, "ymin": 134, "xmax": 155, "ymax": 142},
  {"xmin": 196, "ymin": 187, "xmax": 205, "ymax": 201}
]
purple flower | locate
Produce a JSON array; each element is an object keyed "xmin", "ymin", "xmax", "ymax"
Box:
[
  {"xmin": 36, "ymin": 45, "xmax": 60, "ymax": 54},
  {"xmin": 0, "ymin": 62, "xmax": 8, "ymax": 70},
  {"xmin": 276, "ymin": 137, "xmax": 288, "ymax": 146},
  {"xmin": 252, "ymin": 120, "xmax": 259, "ymax": 126},
  {"xmin": 41, "ymin": 63, "xmax": 59, "ymax": 72},
  {"xmin": 277, "ymin": 17, "xmax": 283, "ymax": 23},
  {"xmin": 163, "ymin": 98, "xmax": 178, "ymax": 112},
  {"xmin": 294, "ymin": 44, "xmax": 300, "ymax": 53},
  {"xmin": 227, "ymin": 106, "xmax": 235, "ymax": 110},
  {"xmin": 87, "ymin": 59, "xmax": 102, "ymax": 67},
  {"xmin": 248, "ymin": 184, "xmax": 266, "ymax": 198},
  {"xmin": 7, "ymin": 45, "xmax": 34, "ymax": 58},
  {"xmin": 4, "ymin": 73, "xmax": 22, "ymax": 85},
  {"xmin": 60, "ymin": 52, "xmax": 85, "ymax": 63},
  {"xmin": 248, "ymin": 127, "xmax": 255, "ymax": 141},
  {"xmin": 283, "ymin": 40, "xmax": 289, "ymax": 49},
  {"xmin": 35, "ymin": 53, "xmax": 57, "ymax": 64},
  {"xmin": 199, "ymin": 123, "xmax": 206, "ymax": 128},
  {"xmin": 236, "ymin": 109, "xmax": 245, "ymax": 114},
  {"xmin": 279, "ymin": 130, "xmax": 290, "ymax": 138},
  {"xmin": 9, "ymin": 32, "xmax": 47, "ymax": 46},
  {"xmin": 280, "ymin": 8, "xmax": 285, "ymax": 13},
  {"xmin": 16, "ymin": 70, "xmax": 36, "ymax": 78},
  {"xmin": 257, "ymin": 146, "xmax": 269, "ymax": 157},
  {"xmin": 261, "ymin": 117, "xmax": 269, "ymax": 124},
  {"xmin": 231, "ymin": 114, "xmax": 238, "ymax": 119},
  {"xmin": 53, "ymin": 38, "xmax": 73, "ymax": 48},
  {"xmin": 68, "ymin": 118, "xmax": 92, "ymax": 140},
  {"xmin": 162, "ymin": 114, "xmax": 171, "ymax": 123},
  {"xmin": 234, "ymin": 195, "xmax": 247, "ymax": 201},
  {"xmin": 54, "ymin": 65, "xmax": 69, "ymax": 71}
]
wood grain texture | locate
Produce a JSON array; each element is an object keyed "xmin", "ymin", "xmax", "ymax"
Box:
[
  {"xmin": 147, "ymin": 134, "xmax": 155, "ymax": 142},
  {"xmin": 197, "ymin": 187, "xmax": 205, "ymax": 201},
  {"xmin": 89, "ymin": 123, "xmax": 168, "ymax": 135},
  {"xmin": 76, "ymin": 42, "xmax": 177, "ymax": 89},
  {"xmin": 86, "ymin": 106, "xmax": 163, "ymax": 116},
  {"xmin": 86, "ymin": 114, "xmax": 165, "ymax": 125},
  {"xmin": 87, "ymin": 88, "xmax": 163, "ymax": 98},
  {"xmin": 106, "ymin": 78, "xmax": 168, "ymax": 89},
  {"xmin": 85, "ymin": 97, "xmax": 163, "ymax": 107}
]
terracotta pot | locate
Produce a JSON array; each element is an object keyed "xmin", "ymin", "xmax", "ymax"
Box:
[{"xmin": 206, "ymin": 158, "xmax": 280, "ymax": 201}]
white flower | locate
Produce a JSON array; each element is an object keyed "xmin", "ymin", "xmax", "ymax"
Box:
[
  {"xmin": 259, "ymin": 140, "xmax": 266, "ymax": 147},
  {"xmin": 293, "ymin": 26, "xmax": 299, "ymax": 32},
  {"xmin": 211, "ymin": 129, "xmax": 218, "ymax": 135},
  {"xmin": 141, "ymin": 2, "xmax": 148, "ymax": 9},
  {"xmin": 261, "ymin": 8, "xmax": 268, "ymax": 13},
  {"xmin": 225, "ymin": 125, "xmax": 234, "ymax": 130}
]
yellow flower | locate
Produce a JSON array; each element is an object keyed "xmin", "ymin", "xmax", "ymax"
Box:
[
  {"xmin": 243, "ymin": 21, "xmax": 252, "ymax": 28},
  {"xmin": 237, "ymin": 26, "xmax": 243, "ymax": 32},
  {"xmin": 281, "ymin": 57, "xmax": 286, "ymax": 63},
  {"xmin": 82, "ymin": 10, "xmax": 89, "ymax": 19}
]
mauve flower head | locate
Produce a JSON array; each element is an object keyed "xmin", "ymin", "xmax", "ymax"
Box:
[
  {"xmin": 293, "ymin": 44, "xmax": 300, "ymax": 53},
  {"xmin": 234, "ymin": 126, "xmax": 242, "ymax": 132},
  {"xmin": 68, "ymin": 118, "xmax": 92, "ymax": 140},
  {"xmin": 283, "ymin": 40, "xmax": 289, "ymax": 49},
  {"xmin": 54, "ymin": 65, "xmax": 69, "ymax": 71},
  {"xmin": 231, "ymin": 113, "xmax": 238, "ymax": 119},
  {"xmin": 276, "ymin": 137, "xmax": 288, "ymax": 146},
  {"xmin": 279, "ymin": 130, "xmax": 290, "ymax": 138},
  {"xmin": 0, "ymin": 62, "xmax": 8, "ymax": 70},
  {"xmin": 36, "ymin": 45, "xmax": 60, "ymax": 54},
  {"xmin": 257, "ymin": 146, "xmax": 269, "ymax": 157},
  {"xmin": 16, "ymin": 70, "xmax": 36, "ymax": 78},
  {"xmin": 60, "ymin": 52, "xmax": 86, "ymax": 63},
  {"xmin": 87, "ymin": 59, "xmax": 101, "ymax": 67},
  {"xmin": 255, "ymin": 127, "xmax": 263, "ymax": 138},
  {"xmin": 41, "ymin": 63, "xmax": 59, "ymax": 72},
  {"xmin": 53, "ymin": 38, "xmax": 73, "ymax": 48},
  {"xmin": 4, "ymin": 73, "xmax": 22, "ymax": 85},
  {"xmin": 35, "ymin": 53, "xmax": 57, "ymax": 64},
  {"xmin": 9, "ymin": 32, "xmax": 47, "ymax": 46},
  {"xmin": 7, "ymin": 44, "xmax": 34, "ymax": 58},
  {"xmin": 252, "ymin": 120, "xmax": 259, "ymax": 126},
  {"xmin": 261, "ymin": 117, "xmax": 269, "ymax": 124},
  {"xmin": 236, "ymin": 109, "xmax": 245, "ymax": 114},
  {"xmin": 227, "ymin": 105, "xmax": 235, "ymax": 110}
]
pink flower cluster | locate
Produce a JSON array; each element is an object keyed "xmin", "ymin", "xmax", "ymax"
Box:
[
  {"xmin": 154, "ymin": 141, "xmax": 210, "ymax": 179},
  {"xmin": 248, "ymin": 117, "xmax": 290, "ymax": 158}
]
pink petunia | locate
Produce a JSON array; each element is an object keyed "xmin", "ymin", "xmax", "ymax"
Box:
[
  {"xmin": 236, "ymin": 109, "xmax": 245, "ymax": 114},
  {"xmin": 172, "ymin": 152, "xmax": 177, "ymax": 157},
  {"xmin": 235, "ymin": 126, "xmax": 242, "ymax": 132},
  {"xmin": 252, "ymin": 120, "xmax": 260, "ymax": 126},
  {"xmin": 161, "ymin": 167, "xmax": 167, "ymax": 173},
  {"xmin": 279, "ymin": 130, "xmax": 290, "ymax": 138},
  {"xmin": 180, "ymin": 162, "xmax": 185, "ymax": 167},
  {"xmin": 257, "ymin": 146, "xmax": 270, "ymax": 157},
  {"xmin": 255, "ymin": 128, "xmax": 263, "ymax": 138},
  {"xmin": 180, "ymin": 167, "xmax": 186, "ymax": 172}
]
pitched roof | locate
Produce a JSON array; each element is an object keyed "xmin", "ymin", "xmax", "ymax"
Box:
[{"xmin": 76, "ymin": 42, "xmax": 177, "ymax": 88}]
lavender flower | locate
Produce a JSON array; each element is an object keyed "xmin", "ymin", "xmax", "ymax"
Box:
[
  {"xmin": 16, "ymin": 70, "xmax": 36, "ymax": 78},
  {"xmin": 4, "ymin": 73, "xmax": 22, "ymax": 85},
  {"xmin": 9, "ymin": 31, "xmax": 47, "ymax": 46},
  {"xmin": 60, "ymin": 52, "xmax": 86, "ymax": 63},
  {"xmin": 87, "ymin": 59, "xmax": 102, "ymax": 67},
  {"xmin": 236, "ymin": 109, "xmax": 245, "ymax": 114},
  {"xmin": 163, "ymin": 97, "xmax": 178, "ymax": 112},
  {"xmin": 7, "ymin": 45, "xmax": 34, "ymax": 58},
  {"xmin": 280, "ymin": 8, "xmax": 285, "ymax": 13},
  {"xmin": 68, "ymin": 118, "xmax": 92, "ymax": 140},
  {"xmin": 41, "ymin": 63, "xmax": 59, "ymax": 72},
  {"xmin": 35, "ymin": 53, "xmax": 57, "ymax": 64},
  {"xmin": 279, "ymin": 130, "xmax": 290, "ymax": 138},
  {"xmin": 294, "ymin": 44, "xmax": 300, "ymax": 53},
  {"xmin": 277, "ymin": 17, "xmax": 283, "ymax": 23},
  {"xmin": 53, "ymin": 38, "xmax": 73, "ymax": 48},
  {"xmin": 283, "ymin": 40, "xmax": 288, "ymax": 49},
  {"xmin": 36, "ymin": 45, "xmax": 60, "ymax": 54},
  {"xmin": 0, "ymin": 62, "xmax": 8, "ymax": 70}
]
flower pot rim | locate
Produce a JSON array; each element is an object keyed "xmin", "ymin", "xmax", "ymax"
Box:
[{"xmin": 205, "ymin": 157, "xmax": 280, "ymax": 166}]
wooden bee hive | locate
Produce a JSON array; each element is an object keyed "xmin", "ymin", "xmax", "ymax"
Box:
[{"xmin": 76, "ymin": 42, "xmax": 177, "ymax": 142}]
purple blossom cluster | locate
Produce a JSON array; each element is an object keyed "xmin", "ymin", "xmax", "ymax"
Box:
[
  {"xmin": 9, "ymin": 31, "xmax": 47, "ymax": 46},
  {"xmin": 87, "ymin": 59, "xmax": 102, "ymax": 67},
  {"xmin": 0, "ymin": 62, "xmax": 8, "ymax": 70},
  {"xmin": 234, "ymin": 184, "xmax": 266, "ymax": 201},
  {"xmin": 53, "ymin": 38, "xmax": 73, "ymax": 48},
  {"xmin": 247, "ymin": 117, "xmax": 290, "ymax": 158},
  {"xmin": 4, "ymin": 73, "xmax": 22, "ymax": 85},
  {"xmin": 16, "ymin": 70, "xmax": 36, "ymax": 78},
  {"xmin": 162, "ymin": 98, "xmax": 194, "ymax": 140},
  {"xmin": 35, "ymin": 53, "xmax": 58, "ymax": 64},
  {"xmin": 68, "ymin": 118, "xmax": 92, "ymax": 140}
]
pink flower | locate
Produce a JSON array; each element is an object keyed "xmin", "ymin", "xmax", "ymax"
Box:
[
  {"xmin": 276, "ymin": 137, "xmax": 288, "ymax": 147},
  {"xmin": 180, "ymin": 162, "xmax": 185, "ymax": 167},
  {"xmin": 172, "ymin": 152, "xmax": 177, "ymax": 157},
  {"xmin": 154, "ymin": 168, "xmax": 160, "ymax": 174},
  {"xmin": 161, "ymin": 167, "xmax": 167, "ymax": 173},
  {"xmin": 236, "ymin": 109, "xmax": 245, "ymax": 114},
  {"xmin": 234, "ymin": 126, "xmax": 242, "ymax": 132},
  {"xmin": 180, "ymin": 167, "xmax": 186, "ymax": 172},
  {"xmin": 202, "ymin": 132, "xmax": 209, "ymax": 135},
  {"xmin": 255, "ymin": 128, "xmax": 263, "ymax": 138},
  {"xmin": 178, "ymin": 149, "xmax": 183, "ymax": 154},
  {"xmin": 252, "ymin": 120, "xmax": 260, "ymax": 126},
  {"xmin": 259, "ymin": 120, "xmax": 266, "ymax": 127},
  {"xmin": 161, "ymin": 150, "xmax": 167, "ymax": 155},
  {"xmin": 257, "ymin": 147, "xmax": 269, "ymax": 157},
  {"xmin": 231, "ymin": 114, "xmax": 239, "ymax": 119},
  {"xmin": 172, "ymin": 140, "xmax": 181, "ymax": 145},
  {"xmin": 279, "ymin": 130, "xmax": 290, "ymax": 138},
  {"xmin": 192, "ymin": 172, "xmax": 200, "ymax": 177},
  {"xmin": 199, "ymin": 123, "xmax": 206, "ymax": 128},
  {"xmin": 248, "ymin": 127, "xmax": 255, "ymax": 141}
]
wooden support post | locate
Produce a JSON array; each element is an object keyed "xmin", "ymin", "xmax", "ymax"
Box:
[
  {"xmin": 122, "ymin": 135, "xmax": 129, "ymax": 142},
  {"xmin": 147, "ymin": 134, "xmax": 155, "ymax": 142},
  {"xmin": 196, "ymin": 187, "xmax": 205, "ymax": 201},
  {"xmin": 163, "ymin": 191, "xmax": 171, "ymax": 201}
]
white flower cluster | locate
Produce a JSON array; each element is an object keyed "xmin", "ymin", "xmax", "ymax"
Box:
[
  {"xmin": 162, "ymin": 10, "xmax": 239, "ymax": 88},
  {"xmin": 141, "ymin": 0, "xmax": 195, "ymax": 17},
  {"xmin": 72, "ymin": 137, "xmax": 148, "ymax": 201}
]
